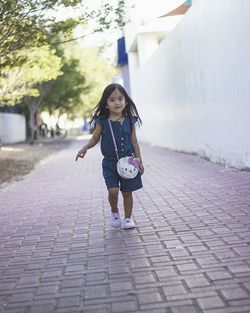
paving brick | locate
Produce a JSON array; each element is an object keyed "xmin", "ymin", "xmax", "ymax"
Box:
[
  {"xmin": 80, "ymin": 302, "xmax": 110, "ymax": 312},
  {"xmin": 228, "ymin": 264, "xmax": 250, "ymax": 274},
  {"xmin": 196, "ymin": 256, "xmax": 220, "ymax": 267},
  {"xmin": 145, "ymin": 243, "xmax": 165, "ymax": 253},
  {"xmin": 137, "ymin": 291, "xmax": 163, "ymax": 304},
  {"xmin": 206, "ymin": 270, "xmax": 233, "ymax": 281},
  {"xmin": 197, "ymin": 296, "xmax": 226, "ymax": 309},
  {"xmin": 228, "ymin": 298, "xmax": 250, "ymax": 308},
  {"xmin": 0, "ymin": 282, "xmax": 16, "ymax": 291},
  {"xmin": 221, "ymin": 287, "xmax": 249, "ymax": 300},
  {"xmin": 86, "ymin": 272, "xmax": 106, "ymax": 283},
  {"xmin": 57, "ymin": 296, "xmax": 81, "ymax": 308},
  {"xmin": 110, "ymin": 281, "xmax": 132, "ymax": 292},
  {"xmin": 171, "ymin": 305, "xmax": 199, "ymax": 313},
  {"xmin": 139, "ymin": 299, "xmax": 193, "ymax": 311},
  {"xmin": 154, "ymin": 266, "xmax": 178, "ymax": 280},
  {"xmin": 65, "ymin": 265, "xmax": 85, "ymax": 272},
  {"xmin": 176, "ymin": 262, "xmax": 199, "ymax": 272},
  {"xmin": 62, "ymin": 278, "xmax": 83, "ymax": 288},
  {"xmin": 84, "ymin": 285, "xmax": 108, "ymax": 299},
  {"xmin": 18, "ymin": 275, "xmax": 40, "ymax": 285},
  {"xmin": 168, "ymin": 248, "xmax": 191, "ymax": 259},
  {"xmin": 133, "ymin": 272, "xmax": 156, "ymax": 284},
  {"xmin": 111, "ymin": 300, "xmax": 137, "ymax": 312},
  {"xmin": 3, "ymin": 308, "xmax": 27, "ymax": 313},
  {"xmin": 42, "ymin": 270, "xmax": 63, "ymax": 278},
  {"xmin": 162, "ymin": 284, "xmax": 187, "ymax": 296},
  {"xmin": 29, "ymin": 304, "xmax": 55, "ymax": 313},
  {"xmin": 109, "ymin": 266, "xmax": 130, "ymax": 275},
  {"xmin": 36, "ymin": 285, "xmax": 59, "ymax": 295},
  {"xmin": 59, "ymin": 287, "xmax": 82, "ymax": 296},
  {"xmin": 188, "ymin": 244, "xmax": 209, "ymax": 253},
  {"xmin": 185, "ymin": 274, "xmax": 210, "ymax": 288},
  {"xmin": 150, "ymin": 255, "xmax": 170, "ymax": 264},
  {"xmin": 8, "ymin": 291, "xmax": 35, "ymax": 303},
  {"xmin": 129, "ymin": 257, "xmax": 150, "ymax": 269}
]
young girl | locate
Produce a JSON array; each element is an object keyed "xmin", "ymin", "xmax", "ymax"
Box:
[{"xmin": 75, "ymin": 83, "xmax": 144, "ymax": 229}]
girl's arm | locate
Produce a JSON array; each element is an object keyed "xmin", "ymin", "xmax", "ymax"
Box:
[
  {"xmin": 75, "ymin": 123, "xmax": 102, "ymax": 161},
  {"xmin": 131, "ymin": 126, "xmax": 144, "ymax": 174}
]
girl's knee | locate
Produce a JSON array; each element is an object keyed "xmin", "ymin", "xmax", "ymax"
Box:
[
  {"xmin": 122, "ymin": 191, "xmax": 132, "ymax": 199},
  {"xmin": 108, "ymin": 187, "xmax": 119, "ymax": 197}
]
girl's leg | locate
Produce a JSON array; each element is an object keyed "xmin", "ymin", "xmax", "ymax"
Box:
[
  {"xmin": 122, "ymin": 191, "xmax": 133, "ymax": 218},
  {"xmin": 108, "ymin": 187, "xmax": 119, "ymax": 213}
]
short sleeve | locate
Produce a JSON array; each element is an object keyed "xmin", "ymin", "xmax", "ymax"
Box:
[
  {"xmin": 94, "ymin": 116, "xmax": 103, "ymax": 129},
  {"xmin": 131, "ymin": 116, "xmax": 138, "ymax": 127}
]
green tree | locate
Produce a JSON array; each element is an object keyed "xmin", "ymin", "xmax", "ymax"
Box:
[
  {"xmin": 0, "ymin": 0, "xmax": 127, "ymax": 70},
  {"xmin": 0, "ymin": 46, "xmax": 62, "ymax": 105},
  {"xmin": 4, "ymin": 46, "xmax": 64, "ymax": 144},
  {"xmin": 39, "ymin": 42, "xmax": 117, "ymax": 124},
  {"xmin": 0, "ymin": 0, "xmax": 79, "ymax": 69},
  {"xmin": 41, "ymin": 56, "xmax": 88, "ymax": 121},
  {"xmin": 63, "ymin": 44, "xmax": 117, "ymax": 119}
]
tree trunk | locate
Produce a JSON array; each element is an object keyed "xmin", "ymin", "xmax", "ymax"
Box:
[
  {"xmin": 26, "ymin": 91, "xmax": 44, "ymax": 145},
  {"xmin": 29, "ymin": 106, "xmax": 35, "ymax": 145}
]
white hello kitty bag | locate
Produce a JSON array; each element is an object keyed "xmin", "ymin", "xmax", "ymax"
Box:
[{"xmin": 108, "ymin": 118, "xmax": 140, "ymax": 179}]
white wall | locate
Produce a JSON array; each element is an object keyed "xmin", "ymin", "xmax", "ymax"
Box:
[
  {"xmin": 129, "ymin": 0, "xmax": 250, "ymax": 169},
  {"xmin": 0, "ymin": 113, "xmax": 26, "ymax": 144}
]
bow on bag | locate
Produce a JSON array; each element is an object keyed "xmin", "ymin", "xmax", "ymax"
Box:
[{"xmin": 128, "ymin": 156, "xmax": 140, "ymax": 169}]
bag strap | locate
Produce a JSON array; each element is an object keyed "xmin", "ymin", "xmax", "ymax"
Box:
[{"xmin": 108, "ymin": 118, "xmax": 120, "ymax": 161}]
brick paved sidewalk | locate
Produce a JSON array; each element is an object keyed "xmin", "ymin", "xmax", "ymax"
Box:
[{"xmin": 0, "ymin": 140, "xmax": 250, "ymax": 313}]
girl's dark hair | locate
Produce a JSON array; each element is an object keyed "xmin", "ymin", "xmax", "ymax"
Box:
[{"xmin": 90, "ymin": 83, "xmax": 142, "ymax": 126}]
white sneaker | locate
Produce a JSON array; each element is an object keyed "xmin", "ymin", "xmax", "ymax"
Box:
[
  {"xmin": 111, "ymin": 212, "xmax": 122, "ymax": 228},
  {"xmin": 122, "ymin": 218, "xmax": 136, "ymax": 229}
]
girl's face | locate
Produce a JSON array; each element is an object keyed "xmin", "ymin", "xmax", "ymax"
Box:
[{"xmin": 106, "ymin": 88, "xmax": 126, "ymax": 116}]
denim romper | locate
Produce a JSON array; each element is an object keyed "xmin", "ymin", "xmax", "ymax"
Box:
[{"xmin": 95, "ymin": 116, "xmax": 143, "ymax": 192}]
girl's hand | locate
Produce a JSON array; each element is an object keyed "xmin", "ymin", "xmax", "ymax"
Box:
[
  {"xmin": 75, "ymin": 147, "xmax": 87, "ymax": 161},
  {"xmin": 139, "ymin": 162, "xmax": 144, "ymax": 175}
]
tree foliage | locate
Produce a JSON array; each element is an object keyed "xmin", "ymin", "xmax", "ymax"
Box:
[
  {"xmin": 0, "ymin": 46, "xmax": 62, "ymax": 105},
  {"xmin": 63, "ymin": 43, "xmax": 117, "ymax": 118},
  {"xmin": 39, "ymin": 42, "xmax": 117, "ymax": 120},
  {"xmin": 0, "ymin": 1, "xmax": 78, "ymax": 69},
  {"xmin": 0, "ymin": 0, "xmax": 127, "ymax": 69},
  {"xmin": 41, "ymin": 56, "xmax": 88, "ymax": 119}
]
